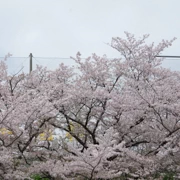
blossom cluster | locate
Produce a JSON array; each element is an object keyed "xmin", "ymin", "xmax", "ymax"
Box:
[{"xmin": 0, "ymin": 33, "xmax": 179, "ymax": 179}]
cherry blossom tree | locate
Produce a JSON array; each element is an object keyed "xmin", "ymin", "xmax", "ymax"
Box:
[{"xmin": 0, "ymin": 33, "xmax": 180, "ymax": 179}]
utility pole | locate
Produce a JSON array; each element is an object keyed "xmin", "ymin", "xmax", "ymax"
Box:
[{"xmin": 29, "ymin": 53, "xmax": 33, "ymax": 73}]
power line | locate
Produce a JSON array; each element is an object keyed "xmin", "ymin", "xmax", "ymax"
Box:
[
  {"xmin": 1, "ymin": 55, "xmax": 180, "ymax": 59},
  {"xmin": 34, "ymin": 57, "xmax": 72, "ymax": 59},
  {"xmin": 1, "ymin": 56, "xmax": 180, "ymax": 60},
  {"xmin": 0, "ymin": 57, "xmax": 29, "ymax": 58},
  {"xmin": 7, "ymin": 57, "xmax": 29, "ymax": 75},
  {"xmin": 156, "ymin": 55, "xmax": 180, "ymax": 58},
  {"xmin": 33, "ymin": 57, "xmax": 42, "ymax": 64}
]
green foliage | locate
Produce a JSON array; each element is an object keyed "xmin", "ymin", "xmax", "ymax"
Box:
[
  {"xmin": 31, "ymin": 174, "xmax": 50, "ymax": 180},
  {"xmin": 163, "ymin": 172, "xmax": 175, "ymax": 180}
]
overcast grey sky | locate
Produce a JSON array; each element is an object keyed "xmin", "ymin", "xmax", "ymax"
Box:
[{"xmin": 1, "ymin": 0, "xmax": 180, "ymax": 73}]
